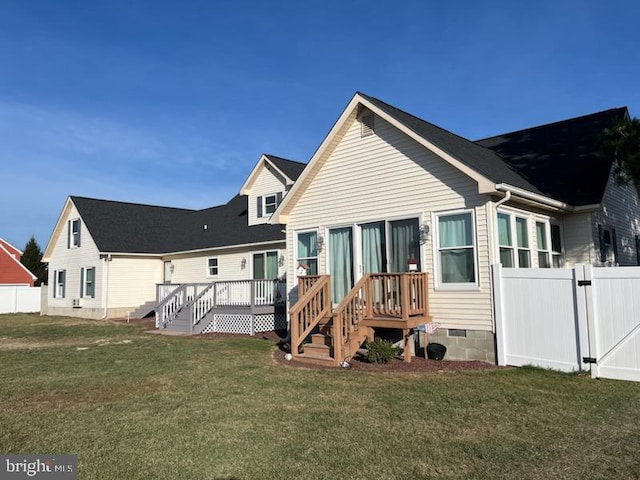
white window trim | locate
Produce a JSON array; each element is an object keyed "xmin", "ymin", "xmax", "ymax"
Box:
[
  {"xmin": 497, "ymin": 208, "xmax": 534, "ymax": 268},
  {"xmin": 81, "ymin": 266, "xmax": 96, "ymax": 298},
  {"xmin": 206, "ymin": 257, "xmax": 218, "ymax": 277},
  {"xmin": 69, "ymin": 218, "xmax": 81, "ymax": 248},
  {"xmin": 433, "ymin": 209, "xmax": 480, "ymax": 291},
  {"xmin": 295, "ymin": 229, "xmax": 320, "ymax": 278}
]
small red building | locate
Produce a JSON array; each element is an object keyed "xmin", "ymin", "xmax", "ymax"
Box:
[{"xmin": 0, "ymin": 238, "xmax": 37, "ymax": 287}]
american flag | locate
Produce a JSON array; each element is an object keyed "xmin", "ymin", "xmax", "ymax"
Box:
[{"xmin": 416, "ymin": 322, "xmax": 440, "ymax": 334}]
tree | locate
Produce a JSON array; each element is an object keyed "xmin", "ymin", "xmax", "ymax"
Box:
[
  {"xmin": 21, "ymin": 236, "xmax": 47, "ymax": 286},
  {"xmin": 600, "ymin": 116, "xmax": 640, "ymax": 185}
]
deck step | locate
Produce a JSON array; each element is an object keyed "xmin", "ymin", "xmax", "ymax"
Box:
[
  {"xmin": 293, "ymin": 353, "xmax": 338, "ymax": 367},
  {"xmin": 310, "ymin": 333, "xmax": 331, "ymax": 346},
  {"xmin": 303, "ymin": 343, "xmax": 333, "ymax": 357}
]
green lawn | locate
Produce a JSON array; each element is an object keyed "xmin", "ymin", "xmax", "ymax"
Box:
[{"xmin": 1, "ymin": 314, "xmax": 639, "ymax": 479}]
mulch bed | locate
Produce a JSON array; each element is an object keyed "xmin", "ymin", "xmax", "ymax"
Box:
[{"xmin": 271, "ymin": 339, "xmax": 501, "ymax": 373}]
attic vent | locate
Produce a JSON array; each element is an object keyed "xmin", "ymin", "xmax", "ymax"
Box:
[{"xmin": 360, "ymin": 113, "xmax": 374, "ymax": 137}]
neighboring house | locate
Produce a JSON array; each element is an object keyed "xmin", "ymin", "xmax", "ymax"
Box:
[
  {"xmin": 42, "ymin": 154, "xmax": 305, "ymax": 329},
  {"xmin": 0, "ymin": 238, "xmax": 37, "ymax": 287},
  {"xmin": 272, "ymin": 92, "xmax": 640, "ymax": 363}
]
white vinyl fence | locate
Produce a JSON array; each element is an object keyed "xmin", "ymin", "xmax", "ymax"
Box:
[
  {"xmin": 493, "ymin": 264, "xmax": 640, "ymax": 382},
  {"xmin": 0, "ymin": 286, "xmax": 41, "ymax": 314}
]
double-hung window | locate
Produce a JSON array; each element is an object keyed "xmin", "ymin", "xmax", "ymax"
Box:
[
  {"xmin": 497, "ymin": 212, "xmax": 530, "ymax": 267},
  {"xmin": 598, "ymin": 225, "xmax": 618, "ymax": 265},
  {"xmin": 207, "ymin": 258, "xmax": 218, "ymax": 277},
  {"xmin": 54, "ymin": 270, "xmax": 66, "ymax": 298},
  {"xmin": 297, "ymin": 231, "xmax": 318, "ymax": 275},
  {"xmin": 436, "ymin": 211, "xmax": 476, "ymax": 285},
  {"xmin": 257, "ymin": 193, "xmax": 283, "ymax": 218},
  {"xmin": 536, "ymin": 222, "xmax": 551, "ymax": 268},
  {"xmin": 68, "ymin": 219, "xmax": 81, "ymax": 248},
  {"xmin": 550, "ymin": 224, "xmax": 564, "ymax": 267},
  {"xmin": 81, "ymin": 267, "xmax": 95, "ymax": 298}
]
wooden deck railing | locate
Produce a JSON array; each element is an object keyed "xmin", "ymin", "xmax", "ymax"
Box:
[
  {"xmin": 290, "ymin": 275, "xmax": 331, "ymax": 356},
  {"xmin": 290, "ymin": 273, "xmax": 430, "ymax": 363},
  {"xmin": 332, "ymin": 275, "xmax": 370, "ymax": 364},
  {"xmin": 369, "ymin": 273, "xmax": 429, "ymax": 319}
]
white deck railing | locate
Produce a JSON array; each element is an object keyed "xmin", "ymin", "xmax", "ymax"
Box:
[{"xmin": 156, "ymin": 279, "xmax": 286, "ymax": 330}]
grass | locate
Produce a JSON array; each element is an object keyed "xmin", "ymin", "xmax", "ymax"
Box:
[{"xmin": 1, "ymin": 314, "xmax": 640, "ymax": 479}]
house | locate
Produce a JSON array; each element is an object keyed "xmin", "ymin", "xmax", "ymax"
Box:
[
  {"xmin": 42, "ymin": 154, "xmax": 305, "ymax": 333},
  {"xmin": 272, "ymin": 92, "xmax": 640, "ymax": 364},
  {"xmin": 0, "ymin": 238, "xmax": 38, "ymax": 287}
]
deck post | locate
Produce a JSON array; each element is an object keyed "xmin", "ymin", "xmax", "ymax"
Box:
[
  {"xmin": 401, "ymin": 274, "xmax": 410, "ymax": 320},
  {"xmin": 333, "ymin": 312, "xmax": 344, "ymax": 365},
  {"xmin": 403, "ymin": 328, "xmax": 412, "ymax": 363}
]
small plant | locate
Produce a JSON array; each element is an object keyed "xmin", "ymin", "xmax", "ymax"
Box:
[{"xmin": 366, "ymin": 338, "xmax": 399, "ymax": 364}]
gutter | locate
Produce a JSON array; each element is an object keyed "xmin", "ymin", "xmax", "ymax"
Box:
[
  {"xmin": 101, "ymin": 254, "xmax": 112, "ymax": 319},
  {"xmin": 494, "ymin": 184, "xmax": 601, "ymax": 213}
]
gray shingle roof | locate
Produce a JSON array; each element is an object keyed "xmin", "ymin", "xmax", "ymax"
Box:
[
  {"xmin": 264, "ymin": 154, "xmax": 306, "ymax": 181},
  {"xmin": 476, "ymin": 107, "xmax": 628, "ymax": 205},
  {"xmin": 71, "ymin": 194, "xmax": 285, "ymax": 255}
]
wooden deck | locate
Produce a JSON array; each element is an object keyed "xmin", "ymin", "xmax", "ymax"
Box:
[{"xmin": 291, "ymin": 273, "xmax": 432, "ymax": 365}]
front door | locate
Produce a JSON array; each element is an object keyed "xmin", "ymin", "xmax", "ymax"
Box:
[{"xmin": 163, "ymin": 261, "xmax": 172, "ymax": 284}]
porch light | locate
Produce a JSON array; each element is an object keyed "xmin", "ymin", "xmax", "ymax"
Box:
[
  {"xmin": 241, "ymin": 257, "xmax": 247, "ymax": 269},
  {"xmin": 419, "ymin": 223, "xmax": 430, "ymax": 244},
  {"xmin": 316, "ymin": 235, "xmax": 324, "ymax": 252},
  {"xmin": 279, "ymin": 254, "xmax": 285, "ymax": 267},
  {"xmin": 169, "ymin": 263, "xmax": 175, "ymax": 273}
]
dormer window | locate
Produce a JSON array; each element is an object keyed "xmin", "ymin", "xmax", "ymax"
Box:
[{"xmin": 257, "ymin": 192, "xmax": 283, "ymax": 218}]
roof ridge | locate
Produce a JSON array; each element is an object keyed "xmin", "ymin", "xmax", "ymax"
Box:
[
  {"xmin": 70, "ymin": 195, "xmax": 197, "ymax": 212},
  {"xmin": 361, "ymin": 93, "xmax": 487, "ymax": 149},
  {"xmin": 475, "ymin": 107, "xmax": 629, "ymax": 142}
]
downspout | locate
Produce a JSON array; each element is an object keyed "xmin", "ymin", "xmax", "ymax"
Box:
[
  {"xmin": 490, "ymin": 190, "xmax": 511, "ymax": 338},
  {"xmin": 101, "ymin": 254, "xmax": 112, "ymax": 319}
]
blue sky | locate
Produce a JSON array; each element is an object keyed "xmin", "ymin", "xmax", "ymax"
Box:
[{"xmin": 2, "ymin": 0, "xmax": 639, "ymax": 251}]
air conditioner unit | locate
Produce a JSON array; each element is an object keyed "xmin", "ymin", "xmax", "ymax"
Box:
[{"xmin": 72, "ymin": 298, "xmax": 82, "ymax": 308}]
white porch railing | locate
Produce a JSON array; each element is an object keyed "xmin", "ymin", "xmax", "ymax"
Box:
[{"xmin": 156, "ymin": 279, "xmax": 286, "ymax": 330}]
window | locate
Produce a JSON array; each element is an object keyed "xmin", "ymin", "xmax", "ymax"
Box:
[
  {"xmin": 257, "ymin": 192, "xmax": 283, "ymax": 218},
  {"xmin": 636, "ymin": 236, "xmax": 640, "ymax": 266},
  {"xmin": 551, "ymin": 224, "xmax": 564, "ymax": 267},
  {"xmin": 515, "ymin": 217, "xmax": 531, "ymax": 267},
  {"xmin": 598, "ymin": 225, "xmax": 618, "ymax": 264},
  {"xmin": 207, "ymin": 258, "xmax": 218, "ymax": 276},
  {"xmin": 536, "ymin": 222, "xmax": 550, "ymax": 268},
  {"xmin": 297, "ymin": 231, "xmax": 318, "ymax": 275},
  {"xmin": 54, "ymin": 270, "xmax": 66, "ymax": 298},
  {"xmin": 436, "ymin": 211, "xmax": 476, "ymax": 285},
  {"xmin": 253, "ymin": 251, "xmax": 278, "ymax": 280},
  {"xmin": 81, "ymin": 267, "xmax": 95, "ymax": 298},
  {"xmin": 497, "ymin": 213, "xmax": 514, "ymax": 267},
  {"xmin": 497, "ymin": 212, "xmax": 530, "ymax": 267},
  {"xmin": 68, "ymin": 219, "xmax": 81, "ymax": 248}
]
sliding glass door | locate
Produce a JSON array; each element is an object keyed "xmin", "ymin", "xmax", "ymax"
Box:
[
  {"xmin": 389, "ymin": 218, "xmax": 420, "ymax": 272},
  {"xmin": 361, "ymin": 222, "xmax": 387, "ymax": 274},
  {"xmin": 329, "ymin": 227, "xmax": 354, "ymax": 303}
]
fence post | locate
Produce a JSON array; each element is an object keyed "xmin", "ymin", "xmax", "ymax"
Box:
[
  {"xmin": 491, "ymin": 263, "xmax": 507, "ymax": 366},
  {"xmin": 580, "ymin": 265, "xmax": 599, "ymax": 379}
]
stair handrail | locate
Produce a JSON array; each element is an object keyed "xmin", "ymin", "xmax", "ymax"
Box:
[
  {"xmin": 290, "ymin": 275, "xmax": 331, "ymax": 356},
  {"xmin": 155, "ymin": 284, "xmax": 187, "ymax": 328},
  {"xmin": 190, "ymin": 282, "xmax": 221, "ymax": 329},
  {"xmin": 332, "ymin": 274, "xmax": 371, "ymax": 362}
]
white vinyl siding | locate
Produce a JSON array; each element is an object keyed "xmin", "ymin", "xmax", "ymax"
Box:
[
  {"xmin": 166, "ymin": 247, "xmax": 286, "ymax": 284},
  {"xmin": 285, "ymin": 113, "xmax": 493, "ymax": 331},
  {"xmin": 563, "ymin": 213, "xmax": 595, "ymax": 266},
  {"xmin": 592, "ymin": 169, "xmax": 640, "ymax": 266},
  {"xmin": 248, "ymin": 164, "xmax": 289, "ymax": 225}
]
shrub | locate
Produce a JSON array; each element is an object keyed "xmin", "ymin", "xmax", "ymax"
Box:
[{"xmin": 366, "ymin": 338, "xmax": 399, "ymax": 364}]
